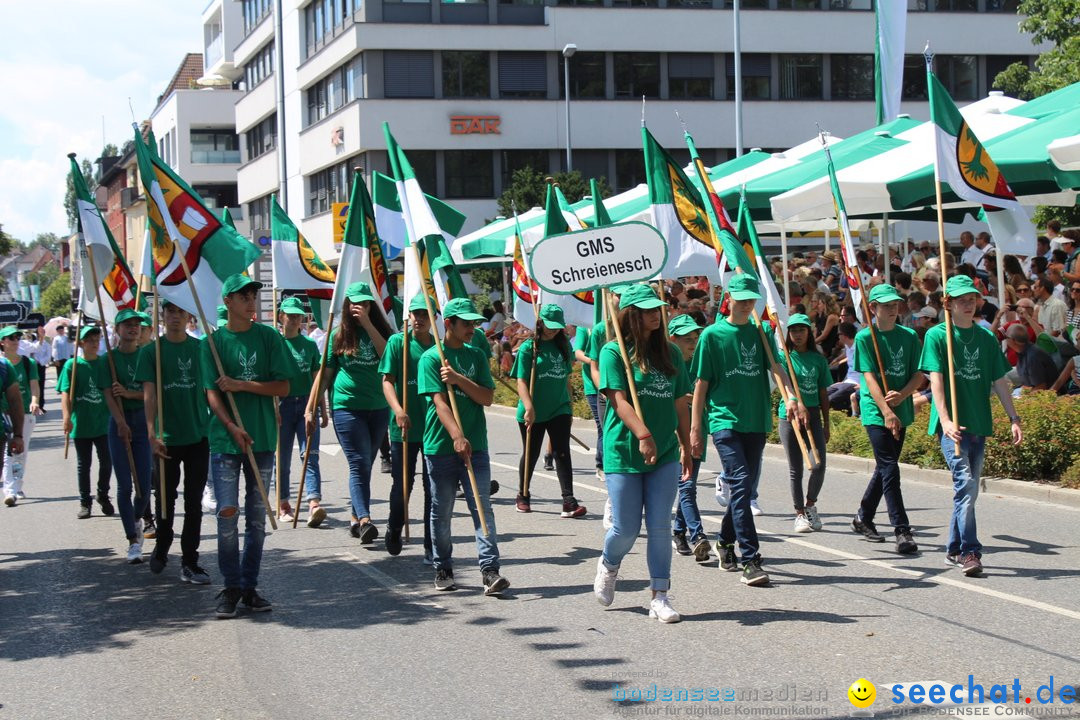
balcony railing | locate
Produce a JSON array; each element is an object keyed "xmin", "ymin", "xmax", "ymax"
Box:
[{"xmin": 191, "ymin": 149, "xmax": 242, "ymax": 164}]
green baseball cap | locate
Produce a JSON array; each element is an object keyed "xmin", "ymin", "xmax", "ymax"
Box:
[
  {"xmin": 727, "ymin": 274, "xmax": 762, "ymax": 301},
  {"xmin": 618, "ymin": 284, "xmax": 666, "ymax": 310},
  {"xmin": 279, "ymin": 297, "xmax": 307, "ymax": 315},
  {"xmin": 216, "ymin": 304, "xmax": 229, "ymax": 328},
  {"xmin": 114, "ymin": 308, "xmax": 142, "ymax": 325},
  {"xmin": 221, "ymin": 274, "xmax": 262, "ymax": 298},
  {"xmin": 609, "ymin": 284, "xmax": 632, "ymax": 296},
  {"xmin": 0, "ymin": 326, "xmax": 21, "ymax": 340},
  {"xmin": 442, "ymin": 297, "xmax": 485, "ymax": 322},
  {"xmin": 137, "ymin": 312, "xmax": 153, "ymax": 327},
  {"xmin": 538, "ymin": 303, "xmax": 566, "ymax": 329},
  {"xmin": 408, "ymin": 294, "xmax": 435, "ymax": 313},
  {"xmin": 945, "ymin": 275, "xmax": 980, "ymax": 298},
  {"xmin": 345, "ymin": 281, "xmax": 376, "ymax": 304},
  {"xmin": 667, "ymin": 315, "xmax": 702, "ymax": 336},
  {"xmin": 868, "ymin": 284, "xmax": 904, "ymax": 304},
  {"xmin": 79, "ymin": 325, "xmax": 102, "ymax": 340},
  {"xmin": 787, "ymin": 313, "xmax": 813, "ymax": 329}
]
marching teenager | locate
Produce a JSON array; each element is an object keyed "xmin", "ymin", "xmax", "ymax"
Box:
[
  {"xmin": 277, "ymin": 296, "xmax": 327, "ymax": 527},
  {"xmin": 512, "ymin": 304, "xmax": 586, "ymax": 518},
  {"xmin": 2, "ymin": 326, "xmax": 41, "ymax": 506},
  {"xmin": 573, "ymin": 324, "xmax": 604, "ymax": 480},
  {"xmin": 379, "ymin": 295, "xmax": 437, "ymax": 559},
  {"xmin": 587, "ymin": 284, "xmax": 629, "ymax": 528},
  {"xmin": 139, "ymin": 300, "xmax": 213, "ymax": 584},
  {"xmin": 60, "ymin": 326, "xmax": 113, "ymax": 519},
  {"xmin": 102, "ymin": 309, "xmax": 154, "ymax": 564},
  {"xmin": 203, "ymin": 275, "xmax": 298, "ymax": 618},
  {"xmin": 691, "ymin": 275, "xmax": 804, "ymax": 588},
  {"xmin": 667, "ymin": 314, "xmax": 710, "ymax": 562},
  {"xmin": 592, "ymin": 284, "xmax": 692, "ymax": 624},
  {"xmin": 418, "ymin": 297, "xmax": 509, "ymax": 596},
  {"xmin": 852, "ymin": 284, "xmax": 923, "ymax": 554},
  {"xmin": 919, "ymin": 275, "xmax": 1022, "ymax": 577},
  {"xmin": 320, "ymin": 282, "xmax": 392, "ymax": 543},
  {"xmin": 776, "ymin": 314, "xmax": 830, "ymax": 534}
]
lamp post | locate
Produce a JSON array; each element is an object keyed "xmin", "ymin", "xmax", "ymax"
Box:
[{"xmin": 562, "ymin": 43, "xmax": 577, "ymax": 173}]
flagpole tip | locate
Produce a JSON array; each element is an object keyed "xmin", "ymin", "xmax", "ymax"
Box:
[
  {"xmin": 67, "ymin": 152, "xmax": 77, "ymax": 160},
  {"xmin": 353, "ymin": 166, "xmax": 364, "ymax": 174},
  {"xmin": 544, "ymin": 176, "xmax": 555, "ymax": 185}
]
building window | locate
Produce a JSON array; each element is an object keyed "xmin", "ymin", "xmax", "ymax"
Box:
[
  {"xmin": 307, "ymin": 159, "xmax": 355, "ymax": 216},
  {"xmin": 445, "ymin": 150, "xmax": 494, "ymax": 198},
  {"xmin": 901, "ymin": 54, "xmax": 928, "ymax": 100},
  {"xmin": 985, "ymin": 0, "xmax": 1019, "ymax": 10},
  {"xmin": 243, "ymin": 42, "xmax": 275, "ymax": 90},
  {"xmin": 305, "ymin": 57, "xmax": 360, "ymax": 127},
  {"xmin": 190, "ymin": 130, "xmax": 240, "ymax": 164},
  {"xmin": 986, "ymin": 55, "xmax": 1028, "ymax": 91},
  {"xmin": 828, "ymin": 0, "xmax": 872, "ymax": 8},
  {"xmin": 556, "ymin": 0, "xmax": 602, "ymax": 5},
  {"xmin": 936, "ymin": 54, "xmax": 977, "ymax": 100},
  {"xmin": 726, "ymin": 53, "xmax": 771, "ymax": 100},
  {"xmin": 243, "ymin": 0, "xmax": 272, "ymax": 36},
  {"xmin": 501, "ymin": 150, "xmax": 549, "ymax": 188},
  {"xmin": 385, "ymin": 50, "xmax": 435, "ymax": 98},
  {"xmin": 779, "ymin": 54, "xmax": 823, "ymax": 100},
  {"xmin": 245, "ymin": 115, "xmax": 277, "ymax": 161},
  {"xmin": 615, "ymin": 149, "xmax": 645, "ymax": 192},
  {"xmin": 778, "ymin": 0, "xmax": 821, "ymax": 7},
  {"xmin": 934, "ymin": 0, "xmax": 977, "ymax": 10},
  {"xmin": 442, "ymin": 51, "xmax": 490, "ymax": 98},
  {"xmin": 193, "ymin": 185, "xmax": 238, "ymax": 211},
  {"xmin": 304, "ymin": 0, "xmax": 362, "ymax": 59},
  {"xmin": 668, "ymin": 53, "xmax": 714, "ymax": 100},
  {"xmin": 408, "ymin": 150, "xmax": 438, "ymax": 193},
  {"xmin": 831, "ymin": 54, "xmax": 874, "ymax": 100},
  {"xmin": 614, "ymin": 53, "xmax": 660, "ymax": 99},
  {"xmin": 560, "ymin": 51, "xmax": 606, "ymax": 99},
  {"xmin": 248, "ymin": 195, "xmax": 271, "ymax": 234},
  {"xmin": 562, "ymin": 149, "xmax": 609, "ymax": 183},
  {"xmin": 498, "ymin": 52, "xmax": 547, "ymax": 98}
]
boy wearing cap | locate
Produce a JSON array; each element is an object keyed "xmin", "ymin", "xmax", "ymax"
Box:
[
  {"xmin": 919, "ymin": 275, "xmax": 1022, "ymax": 577},
  {"xmin": 691, "ymin": 274, "xmax": 803, "ymax": 587},
  {"xmin": 203, "ymin": 275, "xmax": 298, "ymax": 618},
  {"xmin": 667, "ymin": 314, "xmax": 710, "ymax": 562},
  {"xmin": 379, "ymin": 294, "xmax": 437, "ymax": 558},
  {"xmin": 138, "ymin": 301, "xmax": 213, "ymax": 584},
  {"xmin": 60, "ymin": 326, "xmax": 113, "ymax": 519},
  {"xmin": 276, "ymin": 296, "xmax": 326, "ymax": 526},
  {"xmin": 1, "ymin": 326, "xmax": 39, "ymax": 506},
  {"xmin": 418, "ymin": 297, "xmax": 508, "ymax": 596},
  {"xmin": 852, "ymin": 284, "xmax": 924, "ymax": 554}
]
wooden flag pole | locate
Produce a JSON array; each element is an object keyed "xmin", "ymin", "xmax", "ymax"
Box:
[
  {"xmin": 63, "ymin": 311, "xmax": 84, "ymax": 460},
  {"xmin": 934, "ymin": 175, "xmax": 961, "ymax": 457},
  {"xmin": 493, "ymin": 374, "xmax": 591, "ymax": 451},
  {"xmin": 752, "ymin": 310, "xmax": 813, "ymax": 471},
  {"xmin": 603, "ymin": 290, "xmax": 644, "ymax": 421},
  {"xmin": 152, "ymin": 291, "xmax": 167, "ymax": 520},
  {"xmin": 401, "ymin": 315, "xmax": 410, "ymax": 541},
  {"xmin": 773, "ymin": 320, "xmax": 821, "ymax": 469},
  {"xmin": 846, "ymin": 257, "xmax": 892, "ymax": 395},
  {"xmin": 521, "ymin": 271, "xmax": 544, "ymax": 498},
  {"xmin": 293, "ymin": 310, "xmax": 335, "ymax": 529}
]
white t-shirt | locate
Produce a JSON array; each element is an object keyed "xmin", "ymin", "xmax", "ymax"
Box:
[
  {"xmin": 961, "ymin": 245, "xmax": 985, "ymax": 269},
  {"xmin": 842, "ymin": 343, "xmax": 861, "ymax": 385}
]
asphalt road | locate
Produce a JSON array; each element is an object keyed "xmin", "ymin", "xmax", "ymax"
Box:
[{"xmin": 2, "ymin": 378, "xmax": 1079, "ymax": 720}]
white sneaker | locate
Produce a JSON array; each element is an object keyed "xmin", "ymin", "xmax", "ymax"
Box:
[
  {"xmin": 715, "ymin": 478, "xmax": 731, "ymax": 510},
  {"xmin": 750, "ymin": 499, "xmax": 763, "ymax": 516},
  {"xmin": 16, "ymin": 491, "xmax": 26, "ymax": 500},
  {"xmin": 793, "ymin": 514, "xmax": 813, "ymax": 533},
  {"xmin": 201, "ymin": 487, "xmax": 217, "ymax": 514},
  {"xmin": 593, "ymin": 557, "xmax": 618, "ymax": 607},
  {"xmin": 126, "ymin": 542, "xmax": 143, "ymax": 564},
  {"xmin": 602, "ymin": 497, "xmax": 614, "ymax": 531},
  {"xmin": 648, "ymin": 592, "xmax": 681, "ymax": 623},
  {"xmin": 805, "ymin": 505, "xmax": 822, "ymax": 531}
]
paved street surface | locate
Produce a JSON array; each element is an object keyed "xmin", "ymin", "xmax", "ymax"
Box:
[{"xmin": 2, "ymin": 378, "xmax": 1079, "ymax": 720}]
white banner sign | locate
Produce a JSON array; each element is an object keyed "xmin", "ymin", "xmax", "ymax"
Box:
[{"xmin": 527, "ymin": 222, "xmax": 668, "ymax": 295}]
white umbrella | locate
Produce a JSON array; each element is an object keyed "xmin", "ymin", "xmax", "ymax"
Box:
[
  {"xmin": 1049, "ymin": 134, "xmax": 1080, "ymax": 172},
  {"xmin": 43, "ymin": 316, "xmax": 73, "ymax": 337}
]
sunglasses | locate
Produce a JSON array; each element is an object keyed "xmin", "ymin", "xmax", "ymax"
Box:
[
  {"xmin": 1071, "ymin": 287, "xmax": 1080, "ymax": 293},
  {"xmin": 1016, "ymin": 287, "xmax": 1031, "ymax": 293}
]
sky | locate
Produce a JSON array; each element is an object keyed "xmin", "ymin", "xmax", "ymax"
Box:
[{"xmin": 0, "ymin": 0, "xmax": 207, "ymax": 243}]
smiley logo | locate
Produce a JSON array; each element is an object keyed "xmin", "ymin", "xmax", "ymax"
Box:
[{"xmin": 848, "ymin": 678, "xmax": 876, "ymax": 709}]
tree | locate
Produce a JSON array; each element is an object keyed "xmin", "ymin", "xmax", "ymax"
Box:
[
  {"xmin": 37, "ymin": 272, "xmax": 73, "ymax": 318},
  {"xmin": 64, "ymin": 158, "xmax": 95, "ymax": 233},
  {"xmin": 26, "ymin": 263, "xmax": 61, "ymax": 294},
  {"xmin": 496, "ymin": 168, "xmax": 610, "ymax": 220},
  {"xmin": 0, "ymin": 223, "xmax": 14, "ymax": 257}
]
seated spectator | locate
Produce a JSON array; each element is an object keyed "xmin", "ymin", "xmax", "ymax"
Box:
[
  {"xmin": 1006, "ymin": 324, "xmax": 1059, "ymax": 392},
  {"xmin": 905, "ymin": 291, "xmax": 926, "ymax": 328},
  {"xmin": 914, "ymin": 306, "xmax": 939, "ymax": 339},
  {"xmin": 840, "ymin": 304, "xmax": 861, "ymax": 332},
  {"xmin": 893, "ymin": 271, "xmax": 913, "ymax": 296},
  {"xmin": 826, "ymin": 322, "xmax": 860, "ymax": 413},
  {"xmin": 920, "ymin": 271, "xmax": 941, "ymax": 295},
  {"xmin": 821, "ymin": 251, "xmax": 842, "ymax": 290},
  {"xmin": 1052, "ymin": 356, "xmax": 1080, "ymax": 395},
  {"xmin": 499, "ymin": 341, "xmax": 514, "ymax": 376}
]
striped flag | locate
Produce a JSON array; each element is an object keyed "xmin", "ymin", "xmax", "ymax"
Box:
[
  {"xmin": 874, "ymin": 1, "xmax": 907, "ymax": 125},
  {"xmin": 824, "ymin": 137, "xmax": 871, "ymax": 322}
]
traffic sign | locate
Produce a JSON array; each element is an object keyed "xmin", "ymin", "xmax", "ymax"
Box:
[{"xmin": 0, "ymin": 301, "xmax": 31, "ymax": 324}]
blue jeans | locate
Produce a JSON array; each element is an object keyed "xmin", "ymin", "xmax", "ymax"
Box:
[
  {"xmin": 211, "ymin": 451, "xmax": 273, "ymax": 590},
  {"xmin": 673, "ymin": 459, "xmax": 704, "ymax": 538},
  {"xmin": 108, "ymin": 408, "xmax": 152, "ymax": 541},
  {"xmin": 712, "ymin": 430, "xmax": 766, "ymax": 564},
  {"xmin": 333, "ymin": 407, "xmax": 389, "ymax": 521},
  {"xmin": 585, "ymin": 393, "xmax": 605, "ymax": 469},
  {"xmin": 603, "ymin": 461, "xmax": 680, "ymax": 592},
  {"xmin": 278, "ymin": 395, "xmax": 321, "ymax": 502},
  {"xmin": 426, "ymin": 451, "xmax": 499, "ymax": 572},
  {"xmin": 939, "ymin": 432, "xmax": 987, "ymax": 557},
  {"xmin": 860, "ymin": 425, "xmax": 911, "ymax": 535},
  {"xmin": 389, "ymin": 440, "xmax": 432, "ymax": 552}
]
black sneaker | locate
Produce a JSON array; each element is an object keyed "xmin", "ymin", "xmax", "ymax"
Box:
[
  {"xmin": 672, "ymin": 532, "xmax": 692, "ymax": 556},
  {"xmin": 490, "ymin": 480, "xmax": 500, "ymax": 495},
  {"xmin": 97, "ymin": 495, "xmax": 115, "ymax": 517},
  {"xmin": 77, "ymin": 503, "xmax": 92, "ymax": 520},
  {"xmin": 149, "ymin": 554, "xmax": 167, "ymax": 575},
  {"xmin": 241, "ymin": 589, "xmax": 273, "ymax": 612},
  {"xmin": 358, "ymin": 522, "xmax": 379, "ymax": 544},
  {"xmin": 691, "ymin": 534, "xmax": 711, "ymax": 563},
  {"xmin": 852, "ymin": 515, "xmax": 885, "ymax": 543},
  {"xmin": 434, "ymin": 568, "xmax": 456, "ymax": 591},
  {"xmin": 543, "ymin": 454, "xmax": 554, "ymax": 471},
  {"xmin": 349, "ymin": 523, "xmax": 362, "ymax": 539},
  {"xmin": 215, "ymin": 588, "xmax": 243, "ymax": 619},
  {"xmin": 896, "ymin": 531, "xmax": 918, "ymax": 555},
  {"xmin": 143, "ymin": 516, "xmax": 157, "ymax": 539},
  {"xmin": 740, "ymin": 557, "xmax": 770, "ymax": 586},
  {"xmin": 716, "ymin": 541, "xmax": 738, "ymax": 572},
  {"xmin": 180, "ymin": 564, "xmax": 212, "ymax": 585},
  {"xmin": 386, "ymin": 529, "xmax": 403, "ymax": 556},
  {"xmin": 482, "ymin": 568, "xmax": 510, "ymax": 596},
  {"xmin": 380, "ymin": 458, "xmax": 392, "ymax": 474}
]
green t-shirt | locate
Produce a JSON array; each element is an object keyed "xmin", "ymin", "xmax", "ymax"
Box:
[
  {"xmin": 417, "ymin": 343, "xmax": 495, "ymax": 456},
  {"xmin": 599, "ymin": 340, "xmax": 690, "ymax": 474},
  {"xmin": 471, "ymin": 328, "xmax": 492, "ymax": 358},
  {"xmin": 574, "ymin": 326, "xmax": 596, "ymax": 396},
  {"xmin": 776, "ymin": 348, "xmax": 830, "ymax": 419},
  {"xmin": 284, "ymin": 334, "xmax": 321, "ymax": 398},
  {"xmin": 510, "ymin": 338, "xmax": 573, "ymax": 424},
  {"xmin": 855, "ymin": 324, "xmax": 922, "ymax": 428},
  {"xmin": 326, "ymin": 330, "xmax": 389, "ymax": 411},
  {"xmin": 201, "ymin": 323, "xmax": 299, "ymax": 454},
  {"xmin": 692, "ymin": 318, "xmax": 773, "ymax": 435},
  {"xmin": 110, "ymin": 346, "xmax": 145, "ymax": 411},
  {"xmin": 378, "ymin": 330, "xmax": 435, "ymax": 443},
  {"xmin": 135, "ymin": 336, "xmax": 209, "ymax": 446},
  {"xmin": 919, "ymin": 322, "xmax": 1010, "ymax": 437},
  {"xmin": 58, "ymin": 357, "xmax": 111, "ymax": 438},
  {"xmin": 1, "ymin": 356, "xmax": 36, "ymax": 413}
]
